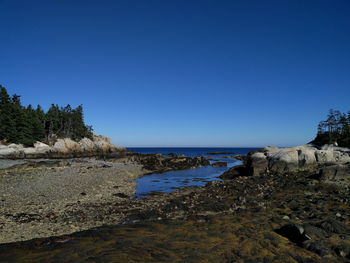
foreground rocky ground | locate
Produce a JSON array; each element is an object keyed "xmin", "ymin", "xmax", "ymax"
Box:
[
  {"xmin": 0, "ymin": 153, "xmax": 209, "ymax": 244},
  {"xmin": 1, "ymin": 156, "xmax": 350, "ymax": 262},
  {"xmin": 1, "ymin": 145, "xmax": 350, "ymax": 262}
]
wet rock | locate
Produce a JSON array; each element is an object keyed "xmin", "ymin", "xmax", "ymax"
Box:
[
  {"xmin": 315, "ymin": 218, "xmax": 350, "ymax": 235},
  {"xmin": 334, "ymin": 245, "xmax": 350, "ymax": 258},
  {"xmin": 275, "ymin": 223, "xmax": 310, "ymax": 245},
  {"xmin": 219, "ymin": 165, "xmax": 247, "ymax": 180},
  {"xmin": 319, "ymin": 164, "xmax": 350, "ymax": 183},
  {"xmin": 211, "ymin": 162, "xmax": 227, "ymax": 167},
  {"xmin": 303, "ymin": 240, "xmax": 332, "ymax": 257},
  {"xmin": 113, "ymin": 193, "xmax": 129, "ymax": 198},
  {"xmin": 303, "ymin": 224, "xmax": 328, "ymax": 240},
  {"xmin": 135, "ymin": 154, "xmax": 210, "ymax": 173}
]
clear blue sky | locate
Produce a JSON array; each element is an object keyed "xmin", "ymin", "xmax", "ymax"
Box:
[{"xmin": 1, "ymin": 0, "xmax": 349, "ymax": 147}]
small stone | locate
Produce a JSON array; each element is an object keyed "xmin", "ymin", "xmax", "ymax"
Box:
[
  {"xmin": 282, "ymin": 215, "xmax": 290, "ymax": 220},
  {"xmin": 336, "ymin": 213, "xmax": 341, "ymax": 217}
]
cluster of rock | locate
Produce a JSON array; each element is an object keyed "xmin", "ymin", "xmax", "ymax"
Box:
[
  {"xmin": 221, "ymin": 144, "xmax": 350, "ymax": 183},
  {"xmin": 0, "ymin": 134, "xmax": 125, "ymax": 159},
  {"xmin": 276, "ymin": 219, "xmax": 350, "ymax": 257},
  {"xmin": 109, "ymin": 153, "xmax": 210, "ymax": 173}
]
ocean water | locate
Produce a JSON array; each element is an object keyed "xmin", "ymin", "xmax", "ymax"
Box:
[{"xmin": 127, "ymin": 147, "xmax": 259, "ymax": 198}]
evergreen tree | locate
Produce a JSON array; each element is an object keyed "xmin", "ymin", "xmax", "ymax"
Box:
[
  {"xmin": 0, "ymin": 85, "xmax": 94, "ymax": 146},
  {"xmin": 27, "ymin": 105, "xmax": 45, "ymax": 143},
  {"xmin": 71, "ymin": 105, "xmax": 92, "ymax": 140},
  {"xmin": 11, "ymin": 95, "xmax": 33, "ymax": 145},
  {"xmin": 314, "ymin": 109, "xmax": 350, "ymax": 148}
]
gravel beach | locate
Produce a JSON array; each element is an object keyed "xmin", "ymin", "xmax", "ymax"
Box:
[{"xmin": 0, "ymin": 158, "xmax": 145, "ymax": 244}]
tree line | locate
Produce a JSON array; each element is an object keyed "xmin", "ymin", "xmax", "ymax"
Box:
[
  {"xmin": 313, "ymin": 109, "xmax": 350, "ymax": 148},
  {"xmin": 0, "ymin": 85, "xmax": 93, "ymax": 146}
]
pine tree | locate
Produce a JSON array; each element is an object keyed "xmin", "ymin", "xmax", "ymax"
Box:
[
  {"xmin": 11, "ymin": 95, "xmax": 33, "ymax": 146},
  {"xmin": 0, "ymin": 85, "xmax": 94, "ymax": 145},
  {"xmin": 0, "ymin": 87, "xmax": 17, "ymax": 142},
  {"xmin": 27, "ymin": 105, "xmax": 45, "ymax": 143},
  {"xmin": 314, "ymin": 109, "xmax": 350, "ymax": 148}
]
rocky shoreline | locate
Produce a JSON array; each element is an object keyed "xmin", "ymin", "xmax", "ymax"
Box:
[
  {"xmin": 0, "ymin": 135, "xmax": 124, "ymax": 159},
  {"xmin": 0, "ymin": 145, "xmax": 350, "ymax": 262},
  {"xmin": 0, "ymin": 151, "xmax": 209, "ymax": 244}
]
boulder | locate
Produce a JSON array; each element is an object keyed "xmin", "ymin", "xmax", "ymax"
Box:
[
  {"xmin": 53, "ymin": 138, "xmax": 81, "ymax": 154},
  {"xmin": 275, "ymin": 223, "xmax": 309, "ymax": 245},
  {"xmin": 297, "ymin": 145, "xmax": 317, "ymax": 167},
  {"xmin": 31, "ymin": 142, "xmax": 50, "ymax": 155},
  {"xmin": 269, "ymin": 149, "xmax": 299, "ymax": 173},
  {"xmin": 315, "ymin": 150, "xmax": 336, "ymax": 164},
  {"xmin": 0, "ymin": 147, "xmax": 23, "ymax": 158},
  {"xmin": 52, "ymin": 139, "xmax": 68, "ymax": 153},
  {"xmin": 7, "ymin": 143, "xmax": 23, "ymax": 149},
  {"xmin": 303, "ymin": 240, "xmax": 332, "ymax": 257},
  {"xmin": 219, "ymin": 165, "xmax": 247, "ymax": 180},
  {"xmin": 136, "ymin": 154, "xmax": 210, "ymax": 173},
  {"xmin": 240, "ymin": 144, "xmax": 350, "ymax": 177},
  {"xmin": 333, "ymin": 151, "xmax": 350, "ymax": 163},
  {"xmin": 320, "ymin": 164, "xmax": 350, "ymax": 183},
  {"xmin": 316, "ymin": 218, "xmax": 350, "ymax": 235},
  {"xmin": 247, "ymin": 152, "xmax": 268, "ymax": 176},
  {"xmin": 0, "ymin": 135, "xmax": 124, "ymax": 159},
  {"xmin": 34, "ymin": 142, "xmax": 50, "ymax": 150},
  {"xmin": 79, "ymin": 138, "xmax": 95, "ymax": 152},
  {"xmin": 92, "ymin": 135, "xmax": 117, "ymax": 152}
]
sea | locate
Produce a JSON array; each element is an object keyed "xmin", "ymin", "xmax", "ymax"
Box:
[{"xmin": 127, "ymin": 147, "xmax": 259, "ymax": 198}]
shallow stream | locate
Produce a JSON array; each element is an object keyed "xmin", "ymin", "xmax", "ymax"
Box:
[{"xmin": 129, "ymin": 147, "xmax": 257, "ymax": 198}]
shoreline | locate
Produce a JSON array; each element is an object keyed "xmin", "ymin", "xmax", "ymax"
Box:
[
  {"xmin": 1, "ymin": 167, "xmax": 350, "ymax": 262},
  {"xmin": 1, "ymin": 145, "xmax": 350, "ymax": 261},
  {"xmin": 0, "ymin": 152, "xmax": 210, "ymax": 244}
]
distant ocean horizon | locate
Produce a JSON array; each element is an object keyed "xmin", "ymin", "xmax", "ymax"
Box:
[{"xmin": 127, "ymin": 147, "xmax": 260, "ymax": 157}]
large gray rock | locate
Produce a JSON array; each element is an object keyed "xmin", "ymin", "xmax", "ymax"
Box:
[
  {"xmin": 0, "ymin": 147, "xmax": 23, "ymax": 158},
  {"xmin": 297, "ymin": 145, "xmax": 317, "ymax": 167},
  {"xmin": 0, "ymin": 134, "xmax": 124, "ymax": 159},
  {"xmin": 243, "ymin": 144, "xmax": 350, "ymax": 177},
  {"xmin": 269, "ymin": 149, "xmax": 299, "ymax": 173},
  {"xmin": 53, "ymin": 138, "xmax": 81, "ymax": 153},
  {"xmin": 320, "ymin": 164, "xmax": 350, "ymax": 184},
  {"xmin": 315, "ymin": 150, "xmax": 336, "ymax": 164},
  {"xmin": 334, "ymin": 151, "xmax": 350, "ymax": 163},
  {"xmin": 79, "ymin": 138, "xmax": 95, "ymax": 152},
  {"xmin": 247, "ymin": 152, "xmax": 268, "ymax": 176}
]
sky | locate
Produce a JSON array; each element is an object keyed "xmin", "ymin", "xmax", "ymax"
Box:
[{"xmin": 1, "ymin": 0, "xmax": 349, "ymax": 147}]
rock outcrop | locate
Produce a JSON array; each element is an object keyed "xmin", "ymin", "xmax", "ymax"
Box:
[
  {"xmin": 222, "ymin": 144, "xmax": 350, "ymax": 183},
  {"xmin": 0, "ymin": 134, "xmax": 125, "ymax": 159},
  {"xmin": 109, "ymin": 153, "xmax": 210, "ymax": 173}
]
